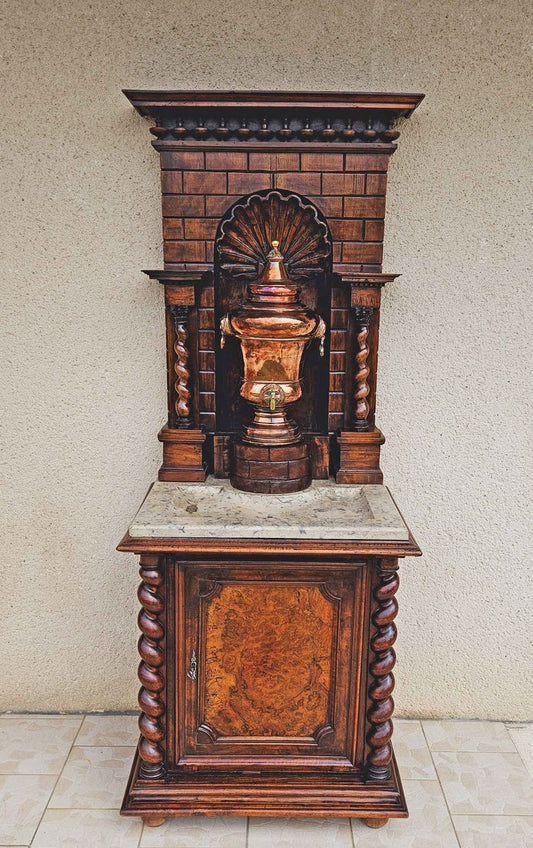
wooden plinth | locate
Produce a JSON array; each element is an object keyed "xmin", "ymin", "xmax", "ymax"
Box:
[
  {"xmin": 121, "ymin": 748, "xmax": 407, "ymax": 821},
  {"xmin": 158, "ymin": 426, "xmax": 207, "ymax": 482},
  {"xmin": 335, "ymin": 429, "xmax": 385, "ymax": 484},
  {"xmin": 231, "ymin": 440, "xmax": 311, "ymax": 493}
]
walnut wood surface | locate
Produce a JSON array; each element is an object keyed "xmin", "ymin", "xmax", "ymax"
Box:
[
  {"xmin": 170, "ymin": 305, "xmax": 193, "ymax": 426},
  {"xmin": 366, "ymin": 559, "xmax": 399, "ymax": 780},
  {"xmin": 202, "ymin": 582, "xmax": 334, "ymax": 737},
  {"xmin": 137, "ymin": 556, "xmax": 165, "ymax": 779}
]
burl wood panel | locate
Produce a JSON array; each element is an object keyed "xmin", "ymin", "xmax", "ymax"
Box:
[{"xmin": 203, "ymin": 583, "xmax": 335, "ymax": 738}]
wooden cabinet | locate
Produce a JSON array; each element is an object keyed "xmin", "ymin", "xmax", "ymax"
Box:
[
  {"xmin": 178, "ymin": 563, "xmax": 366, "ymax": 770},
  {"xmin": 119, "ymin": 533, "xmax": 421, "ymax": 828}
]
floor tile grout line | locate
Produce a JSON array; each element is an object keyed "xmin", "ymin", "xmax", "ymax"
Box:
[
  {"xmin": 419, "ymin": 719, "xmax": 522, "ymax": 754},
  {"xmin": 4, "ymin": 714, "xmax": 532, "ymax": 846},
  {"xmin": 450, "ymin": 813, "xmax": 533, "ymax": 817},
  {"xmin": 506, "ymin": 726, "xmax": 533, "ymax": 780},
  {"xmin": 349, "ymin": 816, "xmax": 356, "ymax": 848},
  {"xmin": 28, "ymin": 806, "xmax": 123, "ymax": 811},
  {"xmin": 27, "ymin": 717, "xmax": 84, "ymax": 848},
  {"xmin": 420, "ymin": 721, "xmax": 462, "ymax": 848},
  {"xmin": 70, "ymin": 713, "xmax": 86, "ymax": 747}
]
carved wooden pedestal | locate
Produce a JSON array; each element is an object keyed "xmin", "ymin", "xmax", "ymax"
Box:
[{"xmin": 118, "ymin": 505, "xmax": 421, "ymax": 827}]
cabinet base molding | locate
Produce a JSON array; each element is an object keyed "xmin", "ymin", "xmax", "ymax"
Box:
[{"xmin": 121, "ymin": 749, "xmax": 407, "ymax": 820}]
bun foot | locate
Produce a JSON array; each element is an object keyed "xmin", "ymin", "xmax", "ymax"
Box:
[
  {"xmin": 362, "ymin": 817, "xmax": 389, "ymax": 829},
  {"xmin": 143, "ymin": 815, "xmax": 167, "ymax": 827}
]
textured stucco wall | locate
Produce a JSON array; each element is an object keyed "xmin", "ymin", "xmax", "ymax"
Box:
[{"xmin": 1, "ymin": 0, "xmax": 531, "ymax": 718}]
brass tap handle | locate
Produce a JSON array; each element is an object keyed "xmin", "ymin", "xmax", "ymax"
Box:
[{"xmin": 268, "ymin": 389, "xmax": 277, "ymax": 412}]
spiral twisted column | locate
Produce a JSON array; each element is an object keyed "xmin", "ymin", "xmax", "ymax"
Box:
[
  {"xmin": 171, "ymin": 305, "xmax": 193, "ymax": 427},
  {"xmin": 353, "ymin": 305, "xmax": 373, "ymax": 431},
  {"xmin": 366, "ymin": 558, "xmax": 399, "ymax": 781},
  {"xmin": 137, "ymin": 555, "xmax": 165, "ymax": 780}
]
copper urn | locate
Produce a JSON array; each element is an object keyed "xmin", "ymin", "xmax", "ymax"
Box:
[{"xmin": 220, "ymin": 241, "xmax": 326, "ymax": 446}]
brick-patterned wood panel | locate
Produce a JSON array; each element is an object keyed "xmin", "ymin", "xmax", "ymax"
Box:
[
  {"xmin": 163, "ymin": 219, "xmax": 184, "ymax": 240},
  {"xmin": 343, "ymin": 196, "xmax": 385, "ymax": 218},
  {"xmin": 301, "ymin": 153, "xmax": 344, "ymax": 172},
  {"xmin": 184, "ymin": 171, "xmax": 227, "ymax": 194},
  {"xmin": 329, "ymin": 220, "xmax": 364, "ymax": 241},
  {"xmin": 160, "ymin": 151, "xmax": 204, "ymax": 170},
  {"xmin": 161, "ymin": 171, "xmax": 183, "ymax": 194},
  {"xmin": 249, "ymin": 152, "xmax": 300, "ymax": 171},
  {"xmin": 342, "ymin": 243, "xmax": 383, "ymax": 264},
  {"xmin": 205, "ymin": 151, "xmax": 248, "ymax": 171},
  {"xmin": 365, "ymin": 220, "xmax": 385, "ymax": 241},
  {"xmin": 366, "ymin": 173, "xmax": 387, "ymax": 195},
  {"xmin": 309, "ymin": 196, "xmax": 343, "ymax": 218},
  {"xmin": 328, "ymin": 287, "xmax": 349, "ymax": 433},
  {"xmin": 165, "ymin": 240, "xmax": 205, "ymax": 263},
  {"xmin": 275, "ymin": 172, "xmax": 321, "ymax": 194},
  {"xmin": 344, "ymin": 153, "xmax": 389, "ymax": 171},
  {"xmin": 322, "ymin": 173, "xmax": 366, "ymax": 195},
  {"xmin": 184, "ymin": 218, "xmax": 219, "ymax": 240},
  {"xmin": 227, "ymin": 171, "xmax": 272, "ymax": 194},
  {"xmin": 162, "ymin": 195, "xmax": 205, "ymax": 217},
  {"xmin": 197, "ymin": 285, "xmax": 216, "ymax": 432},
  {"xmin": 159, "ymin": 151, "xmax": 390, "ymax": 276},
  {"xmin": 205, "ymin": 195, "xmax": 242, "ymax": 216}
]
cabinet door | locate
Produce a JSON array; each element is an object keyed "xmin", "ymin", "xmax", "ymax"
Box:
[{"xmin": 176, "ymin": 563, "xmax": 368, "ymax": 770}]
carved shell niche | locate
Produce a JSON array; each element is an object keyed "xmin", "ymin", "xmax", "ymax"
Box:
[{"xmin": 216, "ymin": 190, "xmax": 331, "ymax": 281}]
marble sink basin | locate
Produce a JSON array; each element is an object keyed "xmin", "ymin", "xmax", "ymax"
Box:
[{"xmin": 129, "ymin": 478, "xmax": 409, "ymax": 541}]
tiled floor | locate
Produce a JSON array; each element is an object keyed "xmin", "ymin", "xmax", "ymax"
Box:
[{"xmin": 0, "ymin": 715, "xmax": 532, "ymax": 847}]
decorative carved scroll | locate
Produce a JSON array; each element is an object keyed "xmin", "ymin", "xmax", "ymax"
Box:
[
  {"xmin": 216, "ymin": 190, "xmax": 331, "ymax": 281},
  {"xmin": 170, "ymin": 305, "xmax": 192, "ymax": 427},
  {"xmin": 353, "ymin": 305, "xmax": 373, "ymax": 431},
  {"xmin": 137, "ymin": 556, "xmax": 165, "ymax": 780},
  {"xmin": 366, "ymin": 558, "xmax": 399, "ymax": 781}
]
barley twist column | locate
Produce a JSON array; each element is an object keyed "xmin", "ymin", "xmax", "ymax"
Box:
[
  {"xmin": 137, "ymin": 555, "xmax": 165, "ymax": 780},
  {"xmin": 366, "ymin": 558, "xmax": 399, "ymax": 780},
  {"xmin": 353, "ymin": 305, "xmax": 373, "ymax": 431},
  {"xmin": 171, "ymin": 304, "xmax": 193, "ymax": 427}
]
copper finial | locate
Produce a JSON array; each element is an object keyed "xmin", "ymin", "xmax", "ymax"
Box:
[{"xmin": 259, "ymin": 240, "xmax": 291, "ymax": 284}]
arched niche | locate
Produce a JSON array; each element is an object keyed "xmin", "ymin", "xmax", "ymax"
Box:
[{"xmin": 214, "ymin": 190, "xmax": 333, "ymax": 435}]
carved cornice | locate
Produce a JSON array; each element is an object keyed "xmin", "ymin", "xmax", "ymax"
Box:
[{"xmin": 123, "ymin": 90, "xmax": 424, "ymax": 147}]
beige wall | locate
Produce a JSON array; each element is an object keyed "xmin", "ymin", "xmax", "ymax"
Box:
[{"xmin": 1, "ymin": 0, "xmax": 531, "ymax": 718}]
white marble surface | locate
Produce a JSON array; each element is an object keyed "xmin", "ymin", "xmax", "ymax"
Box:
[{"xmin": 128, "ymin": 478, "xmax": 409, "ymax": 541}]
